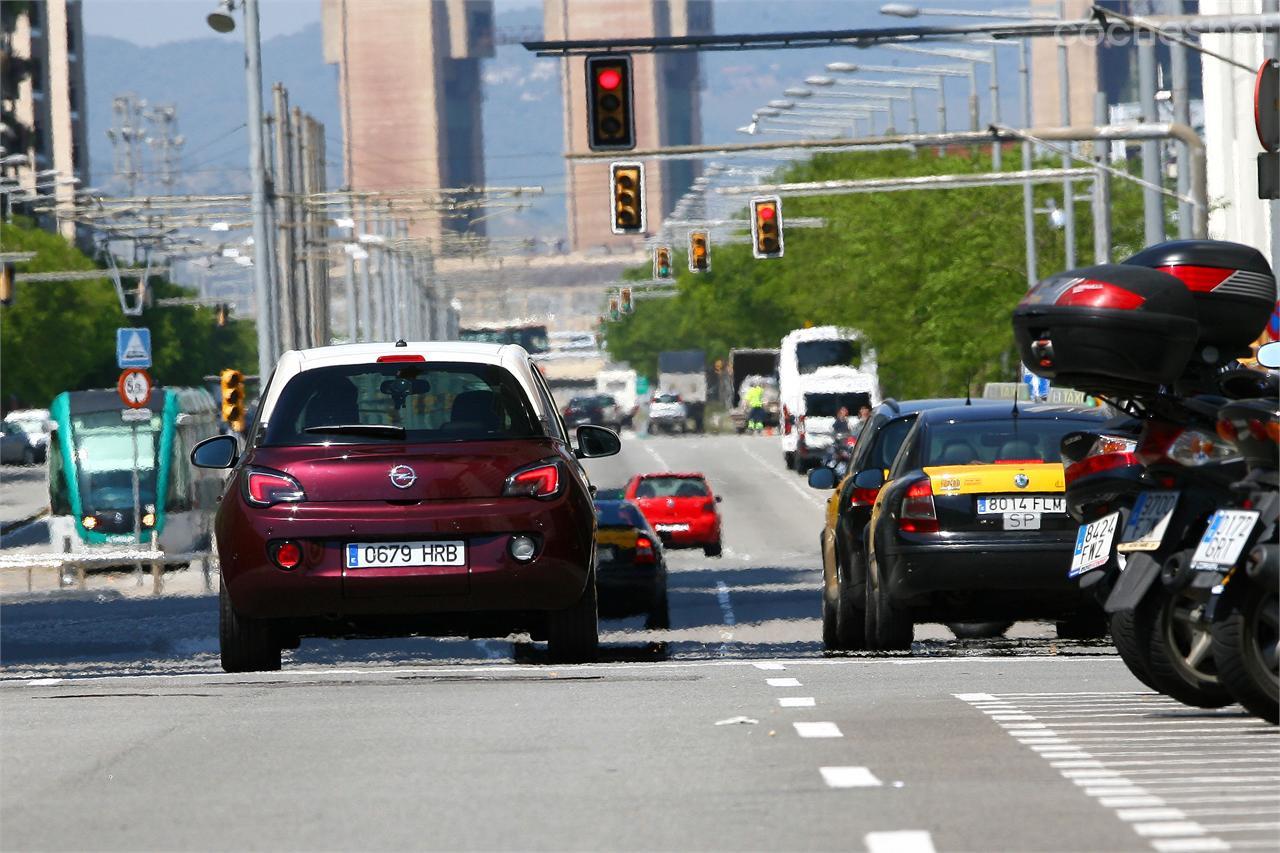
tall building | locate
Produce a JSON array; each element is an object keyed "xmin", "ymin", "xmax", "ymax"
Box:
[
  {"xmin": 321, "ymin": 0, "xmax": 494, "ymax": 243},
  {"xmin": 0, "ymin": 0, "xmax": 91, "ymax": 243},
  {"xmin": 544, "ymin": 0, "xmax": 712, "ymax": 252}
]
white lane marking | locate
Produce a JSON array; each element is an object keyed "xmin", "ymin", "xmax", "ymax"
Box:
[
  {"xmin": 864, "ymin": 831, "xmax": 936, "ymax": 853},
  {"xmin": 1150, "ymin": 840, "xmax": 1230, "ymax": 853},
  {"xmin": 767, "ymin": 677, "xmax": 802, "ymax": 688},
  {"xmin": 1199, "ymin": 821, "xmax": 1280, "ymax": 832},
  {"xmin": 1085, "ymin": 786, "xmax": 1152, "ymax": 797},
  {"xmin": 1051, "ymin": 760, "xmax": 1104, "ymax": 769},
  {"xmin": 737, "ymin": 441, "xmax": 826, "ymax": 508},
  {"xmin": 1133, "ymin": 822, "xmax": 1207, "ymax": 838},
  {"xmin": 754, "ymin": 662, "xmax": 787, "ymax": 670},
  {"xmin": 1061, "ymin": 769, "xmax": 1123, "ymax": 778},
  {"xmin": 642, "ymin": 443, "xmax": 671, "ymax": 470},
  {"xmin": 25, "ymin": 678, "xmax": 62, "ymax": 686},
  {"xmin": 820, "ymin": 766, "xmax": 882, "ymax": 788},
  {"xmin": 715, "ymin": 581, "xmax": 736, "ymax": 627},
  {"xmin": 778, "ymin": 697, "xmax": 816, "ymax": 708},
  {"xmin": 1117, "ymin": 808, "xmax": 1189, "ymax": 822},
  {"xmin": 793, "ymin": 721, "xmax": 843, "ymax": 738},
  {"xmin": 1101, "ymin": 796, "xmax": 1170, "ymax": 808}
]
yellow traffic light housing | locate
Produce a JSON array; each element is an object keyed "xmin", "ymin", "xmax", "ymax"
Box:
[
  {"xmin": 0, "ymin": 262, "xmax": 14, "ymax": 306},
  {"xmin": 620, "ymin": 287, "xmax": 633, "ymax": 314},
  {"xmin": 610, "ymin": 162, "xmax": 645, "ymax": 235},
  {"xmin": 586, "ymin": 55, "xmax": 635, "ymax": 151},
  {"xmin": 654, "ymin": 246, "xmax": 673, "ymax": 280},
  {"xmin": 220, "ymin": 368, "xmax": 246, "ymax": 432},
  {"xmin": 750, "ymin": 196, "xmax": 784, "ymax": 259},
  {"xmin": 689, "ymin": 230, "xmax": 710, "ymax": 273}
]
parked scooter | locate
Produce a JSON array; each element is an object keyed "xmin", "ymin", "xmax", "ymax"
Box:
[{"xmin": 1013, "ymin": 240, "xmax": 1276, "ymax": 709}]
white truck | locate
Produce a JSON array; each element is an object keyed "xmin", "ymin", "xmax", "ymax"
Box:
[
  {"xmin": 596, "ymin": 368, "xmax": 638, "ymax": 427},
  {"xmin": 778, "ymin": 326, "xmax": 879, "ymax": 471}
]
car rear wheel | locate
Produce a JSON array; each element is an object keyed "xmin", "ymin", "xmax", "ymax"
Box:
[
  {"xmin": 547, "ymin": 568, "xmax": 599, "ymax": 664},
  {"xmin": 219, "ymin": 583, "xmax": 281, "ymax": 673},
  {"xmin": 703, "ymin": 542, "xmax": 722, "ymax": 558},
  {"xmin": 21, "ymin": 446, "xmax": 34, "ymax": 466},
  {"xmin": 866, "ymin": 563, "xmax": 912, "ymax": 652},
  {"xmin": 646, "ymin": 581, "xmax": 670, "ymax": 631},
  {"xmin": 833, "ymin": 547, "xmax": 866, "ymax": 650},
  {"xmin": 784, "ymin": 452, "xmax": 795, "ymax": 470}
]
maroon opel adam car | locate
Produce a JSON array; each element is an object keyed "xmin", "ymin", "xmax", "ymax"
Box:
[{"xmin": 191, "ymin": 342, "xmax": 620, "ymax": 671}]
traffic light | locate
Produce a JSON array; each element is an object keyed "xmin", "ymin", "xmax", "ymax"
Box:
[
  {"xmin": 0, "ymin": 262, "xmax": 14, "ymax": 307},
  {"xmin": 654, "ymin": 246, "xmax": 673, "ymax": 280},
  {"xmin": 689, "ymin": 230, "xmax": 710, "ymax": 273},
  {"xmin": 610, "ymin": 161, "xmax": 645, "ymax": 235},
  {"xmin": 608, "ymin": 297, "xmax": 620, "ymax": 322},
  {"xmin": 586, "ymin": 54, "xmax": 634, "ymax": 151},
  {"xmin": 750, "ymin": 196, "xmax": 784, "ymax": 259},
  {"xmin": 219, "ymin": 368, "xmax": 246, "ymax": 432},
  {"xmin": 620, "ymin": 287, "xmax": 633, "ymax": 314}
]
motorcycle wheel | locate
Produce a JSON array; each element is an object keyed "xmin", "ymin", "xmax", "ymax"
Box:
[
  {"xmin": 1138, "ymin": 583, "xmax": 1233, "ymax": 708},
  {"xmin": 1210, "ymin": 576, "xmax": 1279, "ymax": 724},
  {"xmin": 1109, "ymin": 609, "xmax": 1160, "ymax": 692}
]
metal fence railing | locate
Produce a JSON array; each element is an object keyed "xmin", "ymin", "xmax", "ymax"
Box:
[{"xmin": 0, "ymin": 548, "xmax": 217, "ymax": 595}]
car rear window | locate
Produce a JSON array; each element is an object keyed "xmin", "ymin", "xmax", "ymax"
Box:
[
  {"xmin": 263, "ymin": 361, "xmax": 543, "ymax": 445},
  {"xmin": 922, "ymin": 418, "xmax": 1098, "ymax": 467},
  {"xmin": 634, "ymin": 476, "xmax": 709, "ymax": 498},
  {"xmin": 804, "ymin": 392, "xmax": 871, "ymax": 417},
  {"xmin": 653, "ymin": 394, "xmax": 681, "ymax": 404},
  {"xmin": 595, "ymin": 500, "xmax": 646, "ymax": 527}
]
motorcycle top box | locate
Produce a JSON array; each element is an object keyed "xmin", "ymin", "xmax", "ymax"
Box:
[
  {"xmin": 1123, "ymin": 240, "xmax": 1275, "ymax": 357},
  {"xmin": 1012, "ymin": 264, "xmax": 1199, "ymax": 396}
]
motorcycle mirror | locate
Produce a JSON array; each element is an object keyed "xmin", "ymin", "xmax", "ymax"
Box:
[{"xmin": 1258, "ymin": 341, "xmax": 1280, "ymax": 370}]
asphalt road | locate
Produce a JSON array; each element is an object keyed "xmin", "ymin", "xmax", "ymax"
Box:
[
  {"xmin": 2, "ymin": 433, "xmax": 1276, "ymax": 851},
  {"xmin": 0, "ymin": 462, "xmax": 48, "ymax": 530}
]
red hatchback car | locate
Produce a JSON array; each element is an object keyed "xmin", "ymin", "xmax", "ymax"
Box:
[
  {"xmin": 191, "ymin": 342, "xmax": 620, "ymax": 671},
  {"xmin": 624, "ymin": 473, "xmax": 723, "ymax": 557}
]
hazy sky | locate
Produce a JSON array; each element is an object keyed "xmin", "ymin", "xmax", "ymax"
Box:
[{"xmin": 80, "ymin": 0, "xmax": 543, "ymax": 45}]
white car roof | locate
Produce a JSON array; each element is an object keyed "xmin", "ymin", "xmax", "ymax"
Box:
[
  {"xmin": 257, "ymin": 341, "xmax": 544, "ymax": 423},
  {"xmin": 4, "ymin": 408, "xmax": 49, "ymax": 422}
]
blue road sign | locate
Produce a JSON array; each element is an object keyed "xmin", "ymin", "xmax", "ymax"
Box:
[
  {"xmin": 117, "ymin": 327, "xmax": 152, "ymax": 368},
  {"xmin": 1021, "ymin": 363, "xmax": 1050, "ymax": 401}
]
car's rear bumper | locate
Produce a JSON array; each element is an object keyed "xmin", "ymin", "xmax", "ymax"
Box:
[
  {"xmin": 884, "ymin": 533, "xmax": 1089, "ymax": 618},
  {"xmin": 597, "ymin": 561, "xmax": 664, "ymax": 616},
  {"xmin": 652, "ymin": 518, "xmax": 719, "ymax": 549},
  {"xmin": 216, "ymin": 493, "xmax": 594, "ymax": 620}
]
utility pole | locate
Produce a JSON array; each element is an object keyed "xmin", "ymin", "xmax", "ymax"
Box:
[
  {"xmin": 1138, "ymin": 26, "xmax": 1165, "ymax": 245},
  {"xmin": 1094, "ymin": 92, "xmax": 1112, "ymax": 264},
  {"xmin": 1020, "ymin": 38, "xmax": 1037, "ymax": 288},
  {"xmin": 1169, "ymin": 33, "xmax": 1192, "ymax": 238},
  {"xmin": 271, "ymin": 84, "xmax": 296, "ymax": 354},
  {"xmin": 106, "ymin": 94, "xmax": 145, "ymax": 195},
  {"xmin": 1057, "ymin": 1, "xmax": 1076, "ymax": 268},
  {"xmin": 289, "ymin": 105, "xmax": 311, "ymax": 349},
  {"xmin": 144, "ymin": 104, "xmax": 184, "ymax": 191},
  {"xmin": 358, "ymin": 199, "xmax": 373, "ymax": 342},
  {"xmin": 243, "ymin": 0, "xmax": 275, "ymax": 379},
  {"xmin": 343, "ymin": 211, "xmax": 358, "ymax": 342}
]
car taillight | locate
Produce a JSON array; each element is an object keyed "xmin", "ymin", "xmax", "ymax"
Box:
[
  {"xmin": 1054, "ymin": 279, "xmax": 1145, "ymax": 310},
  {"xmin": 1154, "ymin": 264, "xmax": 1232, "ymax": 292},
  {"xmin": 783, "ymin": 405, "xmax": 793, "ymax": 435},
  {"xmin": 843, "ymin": 436, "xmax": 857, "ymax": 448},
  {"xmin": 270, "ymin": 540, "xmax": 302, "ymax": 570},
  {"xmin": 376, "ymin": 354, "xmax": 426, "ymax": 363},
  {"xmin": 1065, "ymin": 451, "xmax": 1140, "ymax": 486},
  {"xmin": 635, "ymin": 535, "xmax": 656, "ymax": 565},
  {"xmin": 503, "ymin": 459, "xmax": 562, "ymax": 499},
  {"xmin": 849, "ymin": 487, "xmax": 879, "ymax": 507},
  {"xmin": 243, "ymin": 467, "xmax": 306, "ymax": 507},
  {"xmin": 899, "ymin": 478, "xmax": 938, "ymax": 533}
]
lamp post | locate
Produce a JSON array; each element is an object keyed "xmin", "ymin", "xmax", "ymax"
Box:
[
  {"xmin": 807, "ymin": 75, "xmax": 933, "ymax": 135},
  {"xmin": 206, "ymin": 0, "xmax": 275, "ymax": 380},
  {"xmin": 826, "ymin": 62, "xmax": 970, "ymax": 134}
]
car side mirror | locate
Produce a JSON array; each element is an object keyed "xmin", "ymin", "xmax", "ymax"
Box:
[
  {"xmin": 807, "ymin": 466, "xmax": 837, "ymax": 490},
  {"xmin": 575, "ymin": 424, "xmax": 621, "ymax": 459},
  {"xmin": 191, "ymin": 434, "xmax": 238, "ymax": 469},
  {"xmin": 715, "ymin": 495, "xmax": 722, "ymax": 503},
  {"xmin": 852, "ymin": 468, "xmax": 885, "ymax": 490}
]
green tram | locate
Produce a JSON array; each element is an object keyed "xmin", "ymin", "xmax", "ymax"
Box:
[{"xmin": 47, "ymin": 387, "xmax": 223, "ymax": 556}]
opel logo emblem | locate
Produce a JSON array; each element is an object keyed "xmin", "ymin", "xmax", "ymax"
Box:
[
  {"xmin": 666, "ymin": 498, "xmax": 675, "ymax": 508},
  {"xmin": 389, "ymin": 464, "xmax": 417, "ymax": 489},
  {"xmin": 1014, "ymin": 473, "xmax": 1030, "ymax": 489}
]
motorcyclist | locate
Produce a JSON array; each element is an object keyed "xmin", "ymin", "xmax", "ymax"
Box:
[{"xmin": 744, "ymin": 383, "xmax": 766, "ymax": 433}]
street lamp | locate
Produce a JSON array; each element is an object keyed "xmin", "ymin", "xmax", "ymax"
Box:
[
  {"xmin": 807, "ymin": 75, "xmax": 934, "ymax": 135},
  {"xmin": 825, "ymin": 62, "xmax": 968, "ymax": 133},
  {"xmin": 885, "ymin": 43, "xmax": 1002, "ymax": 165},
  {"xmin": 205, "ymin": 0, "xmax": 275, "ymax": 377}
]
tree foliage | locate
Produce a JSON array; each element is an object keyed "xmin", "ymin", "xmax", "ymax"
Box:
[
  {"xmin": 0, "ymin": 219, "xmax": 257, "ymax": 409},
  {"xmin": 606, "ymin": 147, "xmax": 1149, "ymax": 399}
]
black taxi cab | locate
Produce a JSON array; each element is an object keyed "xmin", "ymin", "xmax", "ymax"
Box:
[{"xmin": 857, "ymin": 403, "xmax": 1110, "ymax": 651}]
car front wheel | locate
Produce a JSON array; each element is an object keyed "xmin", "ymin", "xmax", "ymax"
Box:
[
  {"xmin": 219, "ymin": 583, "xmax": 281, "ymax": 673},
  {"xmin": 547, "ymin": 568, "xmax": 599, "ymax": 663}
]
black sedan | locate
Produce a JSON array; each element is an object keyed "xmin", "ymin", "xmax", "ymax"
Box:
[
  {"xmin": 594, "ymin": 499, "xmax": 670, "ymax": 629},
  {"xmin": 859, "ymin": 403, "xmax": 1110, "ymax": 651}
]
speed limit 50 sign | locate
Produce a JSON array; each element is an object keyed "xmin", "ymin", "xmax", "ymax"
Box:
[{"xmin": 118, "ymin": 368, "xmax": 153, "ymax": 409}]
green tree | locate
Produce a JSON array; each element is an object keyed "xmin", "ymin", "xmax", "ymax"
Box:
[
  {"xmin": 606, "ymin": 147, "xmax": 1150, "ymax": 399},
  {"xmin": 0, "ymin": 219, "xmax": 257, "ymax": 409}
]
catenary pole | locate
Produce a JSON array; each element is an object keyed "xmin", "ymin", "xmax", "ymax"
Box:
[{"xmin": 243, "ymin": 0, "xmax": 275, "ymax": 377}]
